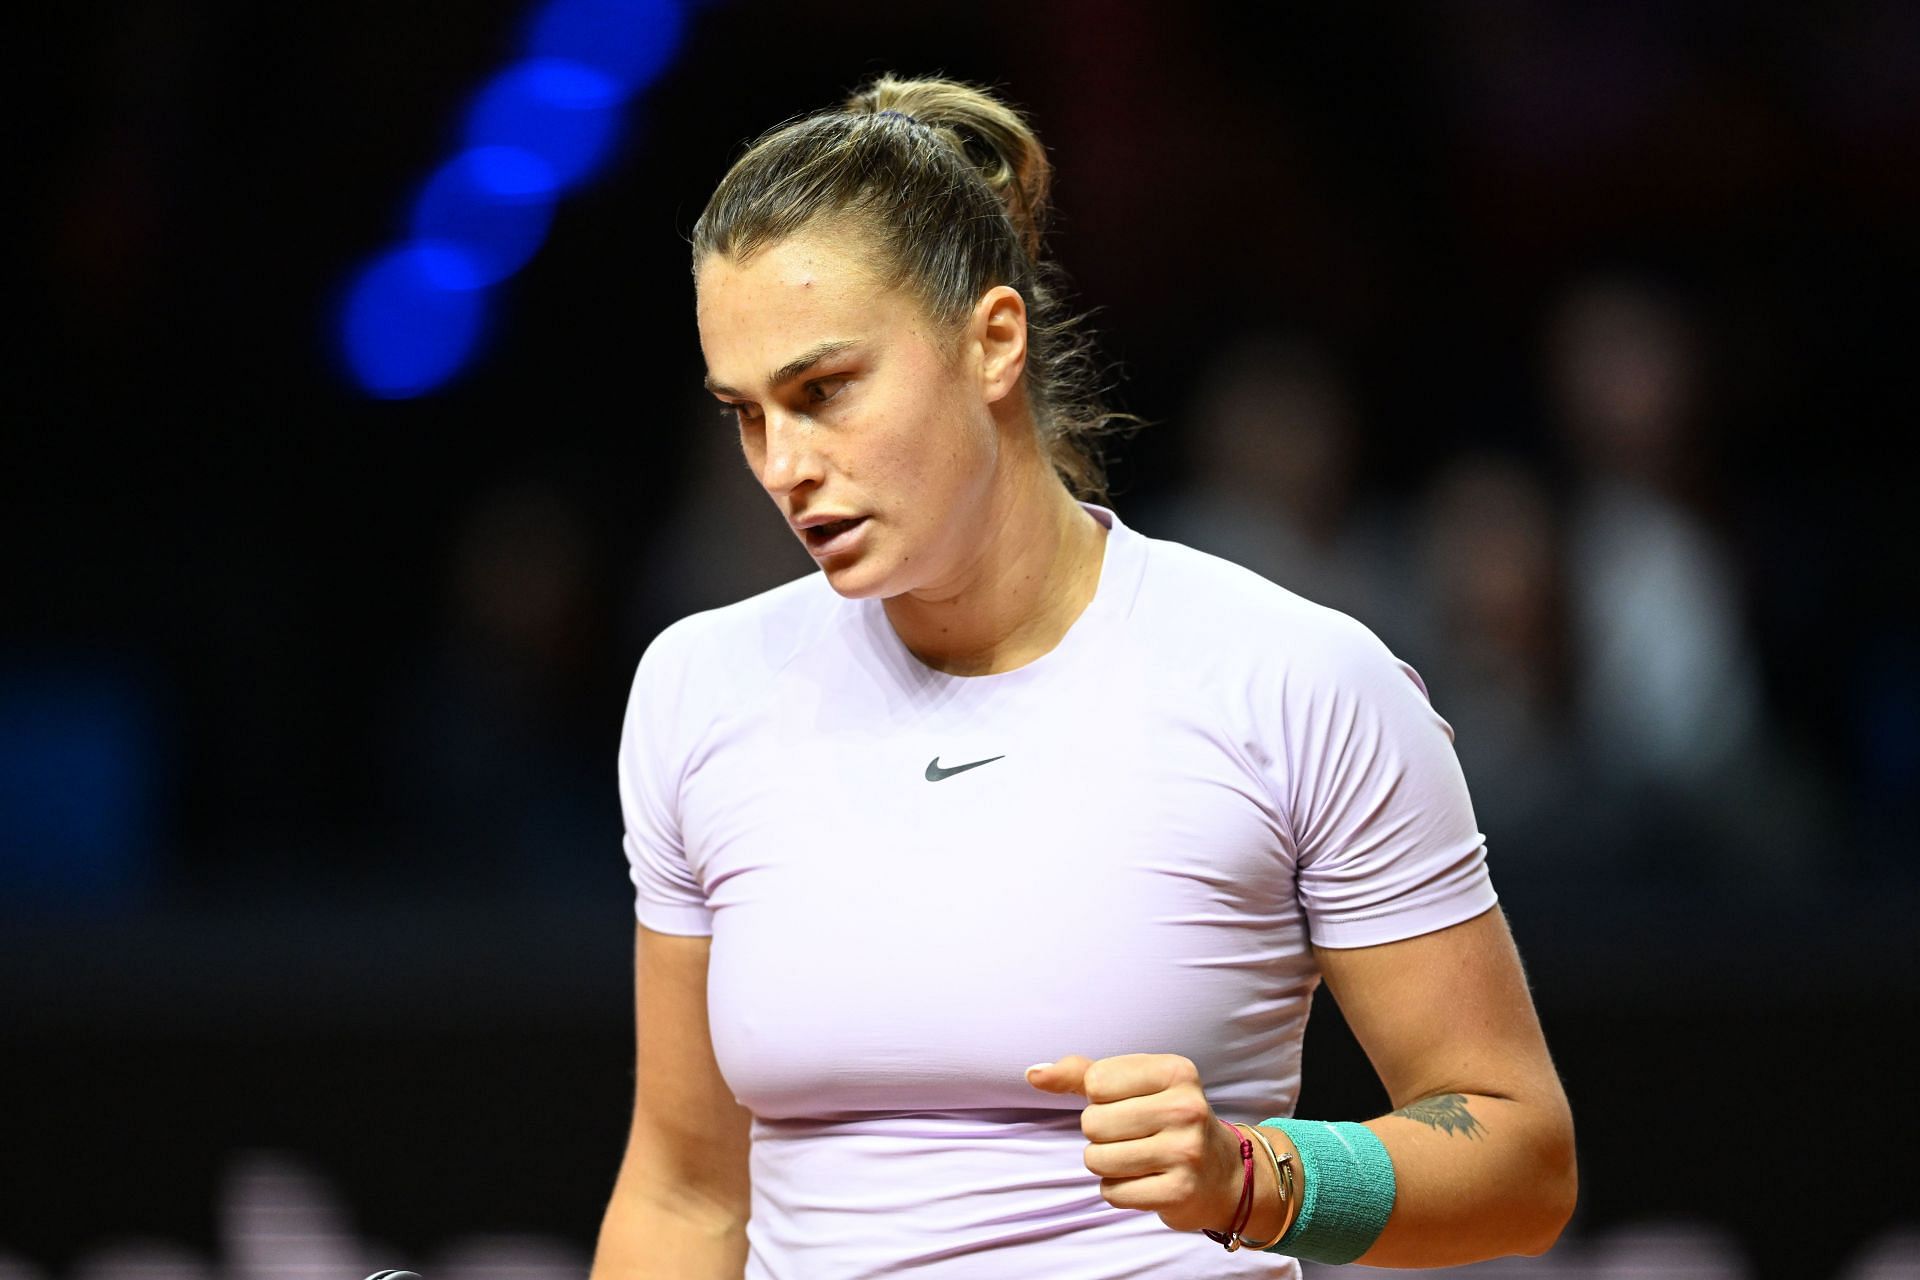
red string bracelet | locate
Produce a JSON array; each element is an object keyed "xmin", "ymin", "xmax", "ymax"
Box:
[{"xmin": 1201, "ymin": 1116, "xmax": 1256, "ymax": 1250}]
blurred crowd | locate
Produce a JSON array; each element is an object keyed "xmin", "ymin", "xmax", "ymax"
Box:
[
  {"xmin": 388, "ymin": 271, "xmax": 1876, "ymax": 910},
  {"xmin": 1145, "ymin": 276, "xmax": 1834, "ymax": 901}
]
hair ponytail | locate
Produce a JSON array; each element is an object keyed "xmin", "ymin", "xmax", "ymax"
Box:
[{"xmin": 692, "ymin": 75, "xmax": 1133, "ymax": 500}]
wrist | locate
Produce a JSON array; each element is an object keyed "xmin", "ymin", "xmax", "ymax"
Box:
[
  {"xmin": 1255, "ymin": 1118, "xmax": 1398, "ymax": 1263},
  {"xmin": 1202, "ymin": 1118, "xmax": 1256, "ymax": 1247},
  {"xmin": 1234, "ymin": 1122, "xmax": 1300, "ymax": 1246}
]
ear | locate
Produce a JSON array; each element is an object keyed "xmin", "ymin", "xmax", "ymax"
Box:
[{"xmin": 972, "ymin": 285, "xmax": 1029, "ymax": 405}]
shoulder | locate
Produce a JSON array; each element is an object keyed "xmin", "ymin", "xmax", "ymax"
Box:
[
  {"xmin": 629, "ymin": 569, "xmax": 845, "ymax": 713},
  {"xmin": 1130, "ymin": 528, "xmax": 1405, "ymax": 689}
]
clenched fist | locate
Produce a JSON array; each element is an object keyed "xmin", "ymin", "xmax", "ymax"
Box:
[{"xmin": 1025, "ymin": 1053, "xmax": 1245, "ymax": 1235}]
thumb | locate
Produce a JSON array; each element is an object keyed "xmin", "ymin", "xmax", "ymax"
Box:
[{"xmin": 1025, "ymin": 1054, "xmax": 1094, "ymax": 1095}]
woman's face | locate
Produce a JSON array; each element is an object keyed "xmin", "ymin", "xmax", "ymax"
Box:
[{"xmin": 695, "ymin": 225, "xmax": 1017, "ymax": 601}]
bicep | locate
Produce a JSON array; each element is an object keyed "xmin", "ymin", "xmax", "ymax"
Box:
[
  {"xmin": 619, "ymin": 924, "xmax": 751, "ymax": 1218},
  {"xmin": 1312, "ymin": 905, "xmax": 1564, "ymax": 1111}
]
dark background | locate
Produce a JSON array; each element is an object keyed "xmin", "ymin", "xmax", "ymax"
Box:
[{"xmin": 7, "ymin": 2, "xmax": 1917, "ymax": 1278}]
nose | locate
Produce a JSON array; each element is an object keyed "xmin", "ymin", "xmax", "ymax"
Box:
[{"xmin": 752, "ymin": 408, "xmax": 826, "ymax": 498}]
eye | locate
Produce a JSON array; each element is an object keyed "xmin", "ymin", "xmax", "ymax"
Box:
[
  {"xmin": 805, "ymin": 376, "xmax": 848, "ymax": 406},
  {"xmin": 717, "ymin": 400, "xmax": 761, "ymax": 426}
]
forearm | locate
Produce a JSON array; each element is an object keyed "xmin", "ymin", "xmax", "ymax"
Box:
[
  {"xmin": 1360, "ymin": 1090, "xmax": 1576, "ymax": 1265},
  {"xmin": 1241, "ymin": 1091, "xmax": 1575, "ymax": 1268},
  {"xmin": 1228, "ymin": 1091, "xmax": 1574, "ymax": 1267},
  {"xmin": 590, "ymin": 1180, "xmax": 749, "ymax": 1280}
]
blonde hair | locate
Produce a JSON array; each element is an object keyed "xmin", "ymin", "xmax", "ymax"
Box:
[{"xmin": 691, "ymin": 75, "xmax": 1131, "ymax": 499}]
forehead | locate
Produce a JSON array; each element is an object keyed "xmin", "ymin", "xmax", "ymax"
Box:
[{"xmin": 696, "ymin": 229, "xmax": 895, "ymax": 361}]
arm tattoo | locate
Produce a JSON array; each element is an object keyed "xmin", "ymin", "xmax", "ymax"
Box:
[{"xmin": 1391, "ymin": 1093, "xmax": 1485, "ymax": 1139}]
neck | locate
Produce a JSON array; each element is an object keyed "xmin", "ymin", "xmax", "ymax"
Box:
[{"xmin": 882, "ymin": 466, "xmax": 1107, "ymax": 677}]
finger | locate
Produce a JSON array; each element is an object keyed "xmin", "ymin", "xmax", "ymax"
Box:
[
  {"xmin": 1080, "ymin": 1090, "xmax": 1208, "ymax": 1143},
  {"xmin": 1024, "ymin": 1054, "xmax": 1094, "ymax": 1095},
  {"xmin": 1080, "ymin": 1052, "xmax": 1200, "ymax": 1104},
  {"xmin": 1081, "ymin": 1131, "xmax": 1184, "ymax": 1180},
  {"xmin": 1103, "ymin": 1166, "xmax": 1234, "ymax": 1234},
  {"xmin": 1097, "ymin": 1170, "xmax": 1178, "ymax": 1214}
]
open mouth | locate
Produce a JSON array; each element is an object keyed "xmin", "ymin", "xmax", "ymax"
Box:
[{"xmin": 804, "ymin": 516, "xmax": 867, "ymax": 550}]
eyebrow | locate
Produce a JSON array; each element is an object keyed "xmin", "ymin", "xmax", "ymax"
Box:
[{"xmin": 704, "ymin": 339, "xmax": 862, "ymax": 399}]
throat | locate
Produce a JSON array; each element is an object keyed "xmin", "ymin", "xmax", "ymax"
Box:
[{"xmin": 886, "ymin": 503, "xmax": 1108, "ymax": 676}]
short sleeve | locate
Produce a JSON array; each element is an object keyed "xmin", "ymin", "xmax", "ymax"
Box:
[
  {"xmin": 617, "ymin": 624, "xmax": 715, "ymax": 937},
  {"xmin": 1282, "ymin": 619, "xmax": 1497, "ymax": 948}
]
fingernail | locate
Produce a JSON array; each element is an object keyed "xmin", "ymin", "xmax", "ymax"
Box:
[{"xmin": 1026, "ymin": 1062, "xmax": 1053, "ymax": 1074}]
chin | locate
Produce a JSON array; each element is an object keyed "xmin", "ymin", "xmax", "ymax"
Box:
[
  {"xmin": 817, "ymin": 555, "xmax": 897, "ymax": 600},
  {"xmin": 813, "ymin": 522, "xmax": 931, "ymax": 600}
]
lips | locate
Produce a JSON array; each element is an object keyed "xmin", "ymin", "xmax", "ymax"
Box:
[{"xmin": 800, "ymin": 515, "xmax": 868, "ymax": 556}]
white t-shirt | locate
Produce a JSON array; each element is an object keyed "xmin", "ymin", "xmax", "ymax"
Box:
[{"xmin": 619, "ymin": 503, "xmax": 1496, "ymax": 1279}]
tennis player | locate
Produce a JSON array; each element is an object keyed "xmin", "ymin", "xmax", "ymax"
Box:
[{"xmin": 591, "ymin": 76, "xmax": 1577, "ymax": 1279}]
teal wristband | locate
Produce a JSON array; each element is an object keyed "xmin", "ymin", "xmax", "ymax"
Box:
[{"xmin": 1256, "ymin": 1118, "xmax": 1396, "ymax": 1264}]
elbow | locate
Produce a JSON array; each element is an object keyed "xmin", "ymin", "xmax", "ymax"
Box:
[
  {"xmin": 1517, "ymin": 1117, "xmax": 1579, "ymax": 1256},
  {"xmin": 1517, "ymin": 1177, "xmax": 1578, "ymax": 1257}
]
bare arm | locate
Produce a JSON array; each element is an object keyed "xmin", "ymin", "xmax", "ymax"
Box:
[
  {"xmin": 1240, "ymin": 905, "xmax": 1576, "ymax": 1265},
  {"xmin": 591, "ymin": 925, "xmax": 753, "ymax": 1280}
]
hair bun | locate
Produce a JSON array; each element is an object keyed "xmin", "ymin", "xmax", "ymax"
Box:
[{"xmin": 847, "ymin": 75, "xmax": 1052, "ymax": 259}]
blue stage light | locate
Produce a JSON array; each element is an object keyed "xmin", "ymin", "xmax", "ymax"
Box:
[
  {"xmin": 410, "ymin": 146, "xmax": 559, "ymax": 288},
  {"xmin": 339, "ymin": 244, "xmax": 491, "ymax": 399},
  {"xmin": 336, "ymin": 0, "xmax": 693, "ymax": 396},
  {"xmin": 465, "ymin": 57, "xmax": 624, "ymax": 192},
  {"xmin": 527, "ymin": 0, "xmax": 684, "ymax": 94}
]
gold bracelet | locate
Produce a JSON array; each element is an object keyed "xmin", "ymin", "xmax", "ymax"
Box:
[{"xmin": 1230, "ymin": 1122, "xmax": 1295, "ymax": 1251}]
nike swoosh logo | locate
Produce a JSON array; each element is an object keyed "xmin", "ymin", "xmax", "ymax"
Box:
[{"xmin": 925, "ymin": 754, "xmax": 1005, "ymax": 781}]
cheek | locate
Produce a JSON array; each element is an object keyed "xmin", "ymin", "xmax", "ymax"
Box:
[
  {"xmin": 903, "ymin": 368, "xmax": 993, "ymax": 470},
  {"xmin": 881, "ymin": 405, "xmax": 986, "ymax": 498},
  {"xmin": 856, "ymin": 345, "xmax": 991, "ymax": 503}
]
